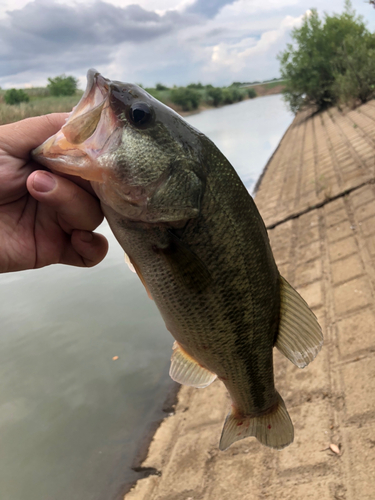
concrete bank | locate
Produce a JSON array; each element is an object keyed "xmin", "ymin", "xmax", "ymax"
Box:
[{"xmin": 125, "ymin": 101, "xmax": 375, "ymax": 500}]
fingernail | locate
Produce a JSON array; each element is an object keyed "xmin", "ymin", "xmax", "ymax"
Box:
[
  {"xmin": 80, "ymin": 231, "xmax": 93, "ymax": 243},
  {"xmin": 33, "ymin": 172, "xmax": 56, "ymax": 193}
]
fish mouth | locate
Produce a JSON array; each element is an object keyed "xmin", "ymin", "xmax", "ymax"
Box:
[{"xmin": 32, "ymin": 69, "xmax": 121, "ymax": 182}]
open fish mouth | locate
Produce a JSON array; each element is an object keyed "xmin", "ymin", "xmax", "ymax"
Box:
[{"xmin": 32, "ymin": 69, "xmax": 122, "ymax": 182}]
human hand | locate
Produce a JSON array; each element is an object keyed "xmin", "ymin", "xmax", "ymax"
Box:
[{"xmin": 0, "ymin": 113, "xmax": 108, "ymax": 273}]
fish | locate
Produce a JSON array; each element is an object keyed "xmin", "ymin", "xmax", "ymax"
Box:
[{"xmin": 33, "ymin": 69, "xmax": 323, "ymax": 451}]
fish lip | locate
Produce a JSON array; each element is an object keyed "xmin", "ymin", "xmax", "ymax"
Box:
[{"xmin": 32, "ymin": 69, "xmax": 121, "ymax": 182}]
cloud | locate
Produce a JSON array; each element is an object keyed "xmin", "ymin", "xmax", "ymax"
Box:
[
  {"xmin": 200, "ymin": 13, "xmax": 305, "ymax": 81},
  {"xmin": 1, "ymin": 0, "xmax": 374, "ymax": 89},
  {"xmin": 0, "ymin": 0, "xmax": 193, "ymax": 79},
  {"xmin": 185, "ymin": 0, "xmax": 237, "ymax": 18}
]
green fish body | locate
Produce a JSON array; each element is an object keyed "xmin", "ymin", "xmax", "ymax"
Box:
[{"xmin": 33, "ymin": 70, "xmax": 323, "ymax": 450}]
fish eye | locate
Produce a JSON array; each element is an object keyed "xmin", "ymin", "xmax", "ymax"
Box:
[{"xmin": 130, "ymin": 102, "xmax": 152, "ymax": 126}]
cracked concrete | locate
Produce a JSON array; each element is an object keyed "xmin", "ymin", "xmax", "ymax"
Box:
[{"xmin": 124, "ymin": 100, "xmax": 375, "ymax": 500}]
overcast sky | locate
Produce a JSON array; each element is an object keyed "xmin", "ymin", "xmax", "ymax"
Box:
[{"xmin": 1, "ymin": 0, "xmax": 375, "ymax": 89}]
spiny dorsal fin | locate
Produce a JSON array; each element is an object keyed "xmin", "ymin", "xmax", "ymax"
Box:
[
  {"xmin": 170, "ymin": 341, "xmax": 217, "ymax": 389},
  {"xmin": 276, "ymin": 276, "xmax": 323, "ymax": 368},
  {"xmin": 219, "ymin": 391, "xmax": 294, "ymax": 451}
]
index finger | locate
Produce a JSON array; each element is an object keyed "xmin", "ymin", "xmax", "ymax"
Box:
[{"xmin": 0, "ymin": 113, "xmax": 69, "ymax": 160}]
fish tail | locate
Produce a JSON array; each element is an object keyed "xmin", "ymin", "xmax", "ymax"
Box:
[{"xmin": 219, "ymin": 392, "xmax": 294, "ymax": 451}]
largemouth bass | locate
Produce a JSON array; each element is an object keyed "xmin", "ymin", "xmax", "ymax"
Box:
[{"xmin": 33, "ymin": 70, "xmax": 323, "ymax": 450}]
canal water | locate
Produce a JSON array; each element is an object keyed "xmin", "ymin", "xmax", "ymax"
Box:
[{"xmin": 0, "ymin": 94, "xmax": 293, "ymax": 500}]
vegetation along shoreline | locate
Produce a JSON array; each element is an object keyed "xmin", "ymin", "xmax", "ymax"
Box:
[{"xmin": 0, "ymin": 76, "xmax": 285, "ymax": 125}]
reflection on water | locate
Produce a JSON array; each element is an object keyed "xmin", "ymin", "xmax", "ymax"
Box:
[{"xmin": 0, "ymin": 95, "xmax": 293, "ymax": 500}]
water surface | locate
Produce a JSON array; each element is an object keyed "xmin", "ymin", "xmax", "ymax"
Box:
[
  {"xmin": 186, "ymin": 94, "xmax": 293, "ymax": 192},
  {"xmin": 0, "ymin": 94, "xmax": 293, "ymax": 500}
]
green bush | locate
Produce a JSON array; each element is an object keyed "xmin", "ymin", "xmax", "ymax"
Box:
[
  {"xmin": 278, "ymin": 1, "xmax": 373, "ymax": 112},
  {"xmin": 4, "ymin": 88, "xmax": 30, "ymax": 105},
  {"xmin": 170, "ymin": 87, "xmax": 201, "ymax": 111},
  {"xmin": 187, "ymin": 83, "xmax": 204, "ymax": 89},
  {"xmin": 247, "ymin": 88, "xmax": 257, "ymax": 99},
  {"xmin": 155, "ymin": 83, "xmax": 169, "ymax": 91},
  {"xmin": 47, "ymin": 75, "xmax": 78, "ymax": 96},
  {"xmin": 207, "ymin": 87, "xmax": 223, "ymax": 107},
  {"xmin": 221, "ymin": 87, "xmax": 243, "ymax": 104}
]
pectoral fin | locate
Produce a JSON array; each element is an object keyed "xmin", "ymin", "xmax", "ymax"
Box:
[
  {"xmin": 124, "ymin": 252, "xmax": 136, "ymax": 273},
  {"xmin": 170, "ymin": 341, "xmax": 217, "ymax": 389},
  {"xmin": 275, "ymin": 276, "xmax": 323, "ymax": 368}
]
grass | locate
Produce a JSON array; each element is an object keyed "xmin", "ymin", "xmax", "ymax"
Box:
[
  {"xmin": 244, "ymin": 80, "xmax": 286, "ymax": 89},
  {"xmin": 0, "ymin": 92, "xmax": 82, "ymax": 126},
  {"xmin": 261, "ymin": 80, "xmax": 286, "ymax": 90}
]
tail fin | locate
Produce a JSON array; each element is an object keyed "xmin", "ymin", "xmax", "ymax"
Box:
[{"xmin": 219, "ymin": 392, "xmax": 294, "ymax": 451}]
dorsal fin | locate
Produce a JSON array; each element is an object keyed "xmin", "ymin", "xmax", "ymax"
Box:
[
  {"xmin": 275, "ymin": 276, "xmax": 323, "ymax": 368},
  {"xmin": 170, "ymin": 341, "xmax": 217, "ymax": 389}
]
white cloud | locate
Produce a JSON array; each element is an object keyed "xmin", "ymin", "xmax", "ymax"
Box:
[
  {"xmin": 217, "ymin": 0, "xmax": 300, "ymax": 18},
  {"xmin": 1, "ymin": 0, "xmax": 375, "ymax": 88},
  {"xmin": 0, "ymin": 0, "xmax": 193, "ymax": 18},
  {"xmin": 200, "ymin": 12, "xmax": 305, "ymax": 81}
]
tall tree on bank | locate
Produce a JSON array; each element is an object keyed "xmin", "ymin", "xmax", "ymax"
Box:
[{"xmin": 278, "ymin": 1, "xmax": 375, "ymax": 113}]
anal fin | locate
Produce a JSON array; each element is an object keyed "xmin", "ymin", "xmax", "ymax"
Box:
[
  {"xmin": 276, "ymin": 276, "xmax": 323, "ymax": 368},
  {"xmin": 170, "ymin": 341, "xmax": 217, "ymax": 389},
  {"xmin": 219, "ymin": 392, "xmax": 294, "ymax": 451}
]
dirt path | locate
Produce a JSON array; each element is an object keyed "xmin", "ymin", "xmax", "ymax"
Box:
[{"xmin": 125, "ymin": 101, "xmax": 375, "ymax": 500}]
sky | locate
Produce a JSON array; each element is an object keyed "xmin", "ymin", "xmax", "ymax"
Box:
[{"xmin": 1, "ymin": 0, "xmax": 375, "ymax": 89}]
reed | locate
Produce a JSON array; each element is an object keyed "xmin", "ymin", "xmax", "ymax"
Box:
[{"xmin": 0, "ymin": 95, "xmax": 81, "ymax": 125}]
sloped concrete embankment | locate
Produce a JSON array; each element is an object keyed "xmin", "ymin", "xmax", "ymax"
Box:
[{"xmin": 125, "ymin": 101, "xmax": 375, "ymax": 500}]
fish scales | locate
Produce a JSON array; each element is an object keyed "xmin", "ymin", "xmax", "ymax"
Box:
[
  {"xmin": 104, "ymin": 141, "xmax": 279, "ymax": 415},
  {"xmin": 33, "ymin": 69, "xmax": 323, "ymax": 450}
]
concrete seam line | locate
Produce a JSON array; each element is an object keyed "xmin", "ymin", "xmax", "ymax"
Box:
[{"xmin": 265, "ymin": 178, "xmax": 375, "ymax": 230}]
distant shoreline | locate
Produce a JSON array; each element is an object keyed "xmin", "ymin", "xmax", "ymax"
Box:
[
  {"xmin": 0, "ymin": 83, "xmax": 285, "ymax": 125},
  {"xmin": 177, "ymin": 83, "xmax": 285, "ymax": 117}
]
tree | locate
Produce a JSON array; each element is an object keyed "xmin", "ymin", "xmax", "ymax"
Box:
[
  {"xmin": 333, "ymin": 32, "xmax": 375, "ymax": 105},
  {"xmin": 187, "ymin": 82, "xmax": 204, "ymax": 89},
  {"xmin": 207, "ymin": 87, "xmax": 223, "ymax": 107},
  {"xmin": 170, "ymin": 87, "xmax": 201, "ymax": 111},
  {"xmin": 4, "ymin": 88, "xmax": 29, "ymax": 105},
  {"xmin": 155, "ymin": 83, "xmax": 169, "ymax": 90},
  {"xmin": 278, "ymin": 1, "xmax": 373, "ymax": 112},
  {"xmin": 47, "ymin": 75, "xmax": 78, "ymax": 96}
]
